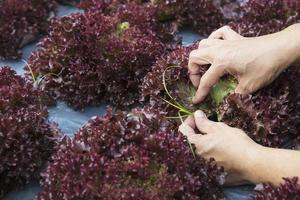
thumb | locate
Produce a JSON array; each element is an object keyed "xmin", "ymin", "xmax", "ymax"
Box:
[
  {"xmin": 194, "ymin": 110, "xmax": 216, "ymax": 134},
  {"xmin": 192, "ymin": 64, "xmax": 225, "ymax": 104}
]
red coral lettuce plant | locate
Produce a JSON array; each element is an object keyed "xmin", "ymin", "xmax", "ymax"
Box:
[
  {"xmin": 0, "ymin": 66, "xmax": 60, "ymax": 198},
  {"xmin": 0, "ymin": 0, "xmax": 57, "ymax": 60},
  {"xmin": 38, "ymin": 107, "xmax": 225, "ymax": 200},
  {"xmin": 26, "ymin": 6, "xmax": 165, "ymax": 109},
  {"xmin": 252, "ymin": 177, "xmax": 300, "ymax": 200}
]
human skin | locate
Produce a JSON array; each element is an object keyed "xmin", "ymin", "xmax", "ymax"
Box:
[
  {"xmin": 181, "ymin": 24, "xmax": 300, "ymax": 186},
  {"xmin": 188, "ymin": 24, "xmax": 300, "ymax": 103},
  {"xmin": 179, "ymin": 111, "xmax": 300, "ymax": 186}
]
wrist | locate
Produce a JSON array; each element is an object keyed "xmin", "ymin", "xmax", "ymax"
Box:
[{"xmin": 241, "ymin": 143, "xmax": 268, "ymax": 184}]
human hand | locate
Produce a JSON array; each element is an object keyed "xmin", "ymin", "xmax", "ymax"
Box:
[
  {"xmin": 179, "ymin": 110, "xmax": 262, "ymax": 185},
  {"xmin": 189, "ymin": 25, "xmax": 300, "ymax": 103}
]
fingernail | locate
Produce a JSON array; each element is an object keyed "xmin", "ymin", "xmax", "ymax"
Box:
[{"xmin": 195, "ymin": 110, "xmax": 206, "ymax": 119}]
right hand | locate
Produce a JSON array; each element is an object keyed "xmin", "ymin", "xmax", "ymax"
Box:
[
  {"xmin": 189, "ymin": 25, "xmax": 299, "ymax": 104},
  {"xmin": 179, "ymin": 110, "xmax": 261, "ymax": 186},
  {"xmin": 179, "ymin": 110, "xmax": 300, "ymax": 187}
]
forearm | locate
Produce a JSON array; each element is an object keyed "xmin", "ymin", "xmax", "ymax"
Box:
[
  {"xmin": 274, "ymin": 23, "xmax": 300, "ymax": 66},
  {"xmin": 245, "ymin": 146, "xmax": 300, "ymax": 186}
]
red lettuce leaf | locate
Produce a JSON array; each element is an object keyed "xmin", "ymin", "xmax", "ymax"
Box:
[{"xmin": 26, "ymin": 6, "xmax": 165, "ymax": 109}]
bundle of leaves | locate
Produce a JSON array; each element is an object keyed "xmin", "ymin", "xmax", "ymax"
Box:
[
  {"xmin": 252, "ymin": 177, "xmax": 300, "ymax": 200},
  {"xmin": 218, "ymin": 66, "xmax": 300, "ymax": 147},
  {"xmin": 229, "ymin": 0, "xmax": 300, "ymax": 37},
  {"xmin": 0, "ymin": 67, "xmax": 60, "ymax": 198},
  {"xmin": 0, "ymin": 0, "xmax": 56, "ymax": 60},
  {"xmin": 141, "ymin": 45, "xmax": 299, "ymax": 148},
  {"xmin": 140, "ymin": 44, "xmax": 237, "ymax": 119},
  {"xmin": 38, "ymin": 107, "xmax": 225, "ymax": 200},
  {"xmin": 141, "ymin": 45, "xmax": 197, "ymax": 116},
  {"xmin": 27, "ymin": 7, "xmax": 165, "ymax": 109}
]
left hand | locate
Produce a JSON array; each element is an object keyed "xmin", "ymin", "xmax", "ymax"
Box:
[{"xmin": 179, "ymin": 110, "xmax": 262, "ymax": 186}]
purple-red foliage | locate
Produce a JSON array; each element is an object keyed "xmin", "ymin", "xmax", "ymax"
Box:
[
  {"xmin": 252, "ymin": 177, "xmax": 300, "ymax": 200},
  {"xmin": 27, "ymin": 6, "xmax": 165, "ymax": 109},
  {"xmin": 219, "ymin": 66, "xmax": 300, "ymax": 147},
  {"xmin": 38, "ymin": 107, "xmax": 225, "ymax": 200},
  {"xmin": 229, "ymin": 0, "xmax": 300, "ymax": 36},
  {"xmin": 0, "ymin": 0, "xmax": 56, "ymax": 60},
  {"xmin": 0, "ymin": 67, "xmax": 60, "ymax": 198}
]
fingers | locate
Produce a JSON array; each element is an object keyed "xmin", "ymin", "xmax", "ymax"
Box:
[
  {"xmin": 178, "ymin": 123, "xmax": 201, "ymax": 144},
  {"xmin": 194, "ymin": 110, "xmax": 221, "ymax": 134},
  {"xmin": 208, "ymin": 25, "xmax": 243, "ymax": 40},
  {"xmin": 188, "ymin": 48, "xmax": 212, "ymax": 87},
  {"xmin": 192, "ymin": 64, "xmax": 225, "ymax": 103}
]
